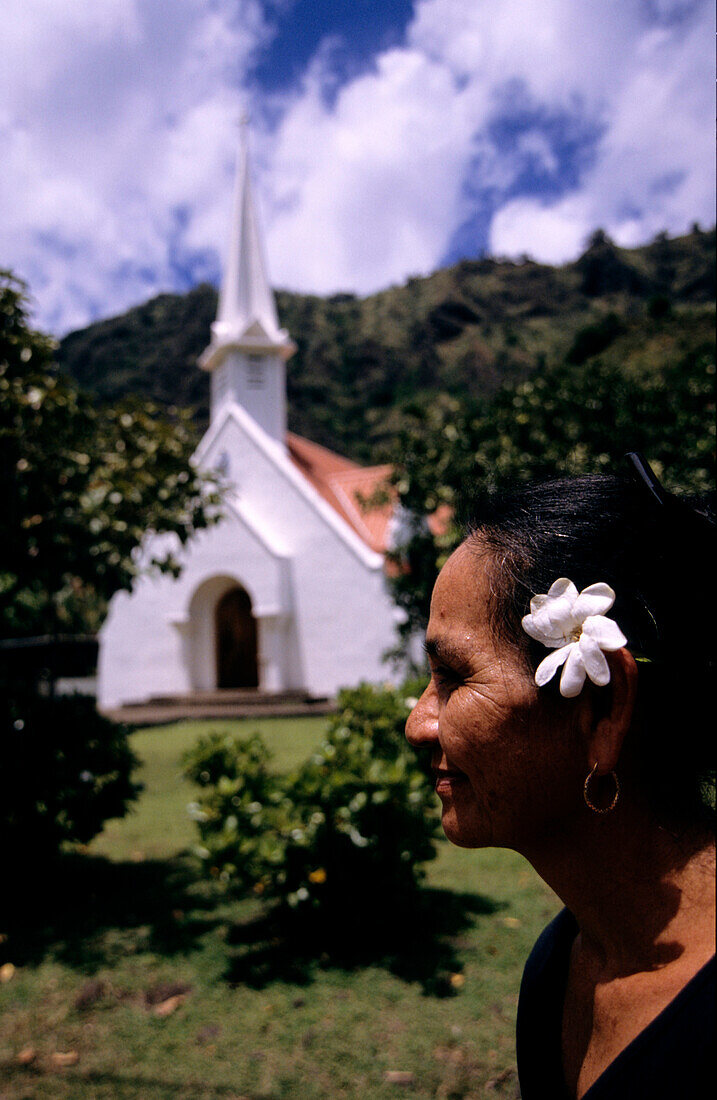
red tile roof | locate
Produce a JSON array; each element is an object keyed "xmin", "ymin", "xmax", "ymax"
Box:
[{"xmin": 286, "ymin": 432, "xmax": 395, "ymax": 554}]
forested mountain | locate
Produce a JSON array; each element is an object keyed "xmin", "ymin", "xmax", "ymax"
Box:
[{"xmin": 57, "ymin": 227, "xmax": 715, "ymax": 464}]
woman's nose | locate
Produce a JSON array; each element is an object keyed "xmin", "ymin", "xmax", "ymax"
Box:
[{"xmin": 405, "ymin": 682, "xmax": 439, "ymax": 749}]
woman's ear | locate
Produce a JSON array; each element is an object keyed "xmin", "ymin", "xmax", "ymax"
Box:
[{"xmin": 583, "ymin": 648, "xmax": 639, "ymax": 773}]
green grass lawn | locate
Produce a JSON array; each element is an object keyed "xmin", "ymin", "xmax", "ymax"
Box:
[{"xmin": 0, "ymin": 717, "xmax": 560, "ymax": 1099}]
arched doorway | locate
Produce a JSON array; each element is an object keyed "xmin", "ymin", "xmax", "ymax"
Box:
[{"xmin": 215, "ymin": 586, "xmax": 258, "ymax": 689}]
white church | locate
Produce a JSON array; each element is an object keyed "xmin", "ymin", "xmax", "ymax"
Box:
[{"xmin": 97, "ymin": 130, "xmax": 402, "ymax": 710}]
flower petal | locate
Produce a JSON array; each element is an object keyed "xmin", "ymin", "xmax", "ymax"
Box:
[
  {"xmin": 525, "ymin": 585, "xmax": 577, "ymax": 642},
  {"xmin": 546, "ymin": 578, "xmax": 579, "ymax": 602},
  {"xmin": 573, "ymin": 583, "xmax": 616, "ymax": 621},
  {"xmin": 522, "ymin": 613, "xmax": 568, "ymax": 647},
  {"xmin": 559, "ymin": 645, "xmax": 587, "ymax": 697},
  {"xmin": 581, "ymin": 615, "xmax": 627, "ymax": 651},
  {"xmin": 578, "ymin": 633, "xmax": 610, "ymax": 686},
  {"xmin": 534, "ymin": 644, "xmax": 574, "ymax": 687}
]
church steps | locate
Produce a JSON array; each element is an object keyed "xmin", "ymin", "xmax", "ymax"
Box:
[
  {"xmin": 147, "ymin": 689, "xmax": 313, "ymax": 706},
  {"xmin": 101, "ymin": 690, "xmax": 335, "ymax": 726}
]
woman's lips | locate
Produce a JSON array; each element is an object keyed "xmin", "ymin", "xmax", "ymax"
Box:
[{"xmin": 433, "ymin": 770, "xmax": 467, "ymax": 794}]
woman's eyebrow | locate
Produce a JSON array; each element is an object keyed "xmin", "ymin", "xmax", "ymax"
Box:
[{"xmin": 424, "ymin": 637, "xmax": 466, "ymax": 666}]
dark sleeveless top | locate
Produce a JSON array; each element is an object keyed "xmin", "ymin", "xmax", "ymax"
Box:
[{"xmin": 516, "ymin": 908, "xmax": 715, "ymax": 1099}]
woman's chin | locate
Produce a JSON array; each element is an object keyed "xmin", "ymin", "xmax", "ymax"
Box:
[{"xmin": 440, "ymin": 804, "xmax": 488, "ymax": 849}]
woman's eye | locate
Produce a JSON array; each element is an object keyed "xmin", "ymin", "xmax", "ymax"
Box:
[{"xmin": 433, "ymin": 666, "xmax": 459, "ymax": 688}]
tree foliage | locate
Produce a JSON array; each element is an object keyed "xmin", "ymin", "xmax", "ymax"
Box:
[
  {"xmin": 0, "ymin": 271, "xmax": 222, "ymax": 638},
  {"xmin": 2, "ymin": 691, "xmax": 142, "ymax": 861}
]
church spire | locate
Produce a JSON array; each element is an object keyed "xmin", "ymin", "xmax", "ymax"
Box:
[{"xmin": 200, "ymin": 117, "xmax": 295, "ymax": 439}]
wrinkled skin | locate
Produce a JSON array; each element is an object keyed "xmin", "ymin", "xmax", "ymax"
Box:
[{"xmin": 405, "ymin": 541, "xmax": 587, "ymax": 852}]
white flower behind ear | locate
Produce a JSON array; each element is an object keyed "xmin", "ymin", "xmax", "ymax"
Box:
[{"xmin": 522, "ymin": 578, "xmax": 627, "ymax": 698}]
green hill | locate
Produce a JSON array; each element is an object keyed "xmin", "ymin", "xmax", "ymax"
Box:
[{"xmin": 56, "ymin": 227, "xmax": 715, "ymax": 463}]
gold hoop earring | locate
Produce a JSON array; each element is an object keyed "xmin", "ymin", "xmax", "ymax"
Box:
[{"xmin": 583, "ymin": 762, "xmax": 620, "ymax": 814}]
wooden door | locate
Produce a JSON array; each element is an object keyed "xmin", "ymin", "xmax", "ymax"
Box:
[{"xmin": 215, "ymin": 586, "xmax": 258, "ymax": 689}]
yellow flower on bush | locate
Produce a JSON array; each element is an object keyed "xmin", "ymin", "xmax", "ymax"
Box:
[{"xmin": 308, "ymin": 867, "xmax": 327, "ymax": 884}]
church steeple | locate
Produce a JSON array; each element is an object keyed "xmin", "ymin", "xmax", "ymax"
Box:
[{"xmin": 200, "ymin": 118, "xmax": 295, "ymax": 441}]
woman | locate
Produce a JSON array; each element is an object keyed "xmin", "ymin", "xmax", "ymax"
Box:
[{"xmin": 405, "ymin": 461, "xmax": 715, "ymax": 1098}]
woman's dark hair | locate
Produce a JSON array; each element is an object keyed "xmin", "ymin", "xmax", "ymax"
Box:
[{"xmin": 466, "ymin": 467, "xmax": 715, "ymax": 833}]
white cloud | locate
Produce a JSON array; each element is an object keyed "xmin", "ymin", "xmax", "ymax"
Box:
[
  {"xmin": 267, "ymin": 0, "xmax": 713, "ymax": 291},
  {"xmin": 0, "ymin": 0, "xmax": 713, "ymax": 335},
  {"xmin": 489, "ymin": 5, "xmax": 715, "ymax": 259},
  {"xmin": 0, "ymin": 0, "xmax": 270, "ymax": 332},
  {"xmin": 490, "ymin": 197, "xmax": 591, "ymax": 264},
  {"xmin": 265, "ymin": 45, "xmax": 476, "ymax": 293}
]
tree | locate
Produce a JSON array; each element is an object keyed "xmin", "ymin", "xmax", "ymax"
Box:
[
  {"xmin": 0, "ymin": 270, "xmax": 223, "ymax": 859},
  {"xmin": 0, "ymin": 270, "xmax": 223, "ymax": 639}
]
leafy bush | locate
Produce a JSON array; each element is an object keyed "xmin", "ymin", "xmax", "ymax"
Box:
[
  {"xmin": 182, "ymin": 683, "xmax": 438, "ymax": 922},
  {"xmin": 182, "ymin": 731, "xmax": 293, "ymax": 891},
  {"xmin": 1, "ymin": 690, "xmax": 142, "ymax": 860}
]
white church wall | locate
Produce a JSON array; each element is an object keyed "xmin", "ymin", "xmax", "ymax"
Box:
[
  {"xmin": 288, "ymin": 540, "xmax": 397, "ymax": 696},
  {"xmin": 98, "ymin": 497, "xmax": 291, "ymax": 708},
  {"xmin": 199, "ymin": 404, "xmax": 384, "ymax": 570},
  {"xmin": 97, "ymin": 576, "xmax": 192, "ymax": 708},
  {"xmin": 257, "ymin": 614, "xmax": 294, "ymax": 691},
  {"xmin": 210, "ymin": 349, "xmax": 287, "ymax": 443},
  {"xmin": 174, "ymin": 506, "xmax": 288, "ymax": 622},
  {"xmin": 98, "ymin": 403, "xmax": 400, "ymax": 708},
  {"xmin": 201, "ymin": 406, "xmax": 398, "ymax": 695}
]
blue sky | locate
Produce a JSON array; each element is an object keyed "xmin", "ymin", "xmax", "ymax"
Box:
[
  {"xmin": 254, "ymin": 1, "xmax": 415, "ymax": 95},
  {"xmin": 1, "ymin": 0, "xmax": 714, "ymax": 336}
]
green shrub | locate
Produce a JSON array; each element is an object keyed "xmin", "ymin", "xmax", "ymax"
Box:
[
  {"xmin": 1, "ymin": 689, "xmax": 142, "ymax": 860},
  {"xmin": 182, "ymin": 731, "xmax": 293, "ymax": 890},
  {"xmin": 182, "ymin": 682, "xmax": 438, "ymax": 921}
]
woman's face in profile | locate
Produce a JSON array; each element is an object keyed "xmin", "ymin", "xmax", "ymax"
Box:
[{"xmin": 406, "ymin": 541, "xmax": 582, "ymax": 851}]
